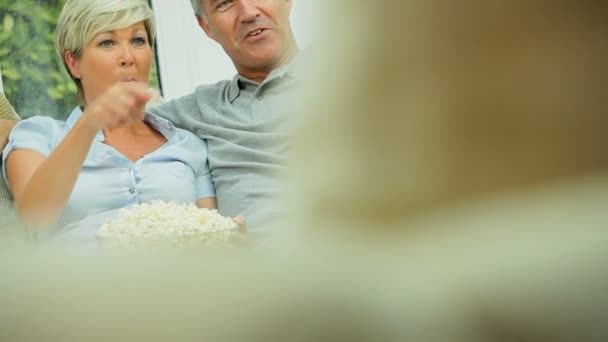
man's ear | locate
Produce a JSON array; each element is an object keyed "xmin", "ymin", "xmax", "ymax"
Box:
[
  {"xmin": 285, "ymin": 0, "xmax": 293, "ymax": 12},
  {"xmin": 196, "ymin": 16, "xmax": 217, "ymax": 42},
  {"xmin": 64, "ymin": 51, "xmax": 81, "ymax": 79}
]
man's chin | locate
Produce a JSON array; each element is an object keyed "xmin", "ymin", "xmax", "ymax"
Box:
[{"xmin": 241, "ymin": 50, "xmax": 282, "ymax": 67}]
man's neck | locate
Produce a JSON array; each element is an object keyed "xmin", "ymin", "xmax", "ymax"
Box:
[{"xmin": 238, "ymin": 43, "xmax": 300, "ymax": 84}]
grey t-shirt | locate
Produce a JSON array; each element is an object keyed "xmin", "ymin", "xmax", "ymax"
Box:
[{"xmin": 149, "ymin": 63, "xmax": 300, "ymax": 238}]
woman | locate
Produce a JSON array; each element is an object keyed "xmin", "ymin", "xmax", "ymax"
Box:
[{"xmin": 1, "ymin": 0, "xmax": 216, "ymax": 233}]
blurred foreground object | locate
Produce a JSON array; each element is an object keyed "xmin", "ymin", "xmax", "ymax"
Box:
[
  {"xmin": 292, "ymin": 0, "xmax": 608, "ymax": 227},
  {"xmin": 287, "ymin": 0, "xmax": 608, "ymax": 340},
  {"xmin": 1, "ymin": 220, "xmax": 607, "ymax": 342}
]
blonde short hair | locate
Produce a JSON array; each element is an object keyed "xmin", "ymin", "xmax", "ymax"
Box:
[{"xmin": 55, "ymin": 0, "xmax": 156, "ymax": 105}]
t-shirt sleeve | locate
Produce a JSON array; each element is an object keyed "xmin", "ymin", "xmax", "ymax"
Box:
[
  {"xmin": 2, "ymin": 116, "xmax": 58, "ymax": 190},
  {"xmin": 195, "ymin": 159, "xmax": 215, "ymax": 200},
  {"xmin": 189, "ymin": 135, "xmax": 215, "ymax": 200},
  {"xmin": 147, "ymin": 93, "xmax": 200, "ymax": 131}
]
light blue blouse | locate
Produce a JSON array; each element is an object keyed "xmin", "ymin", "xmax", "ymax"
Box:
[{"xmin": 1, "ymin": 107, "xmax": 215, "ymax": 230}]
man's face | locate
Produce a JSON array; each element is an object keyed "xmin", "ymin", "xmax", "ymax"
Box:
[{"xmin": 198, "ymin": 0, "xmax": 296, "ymax": 78}]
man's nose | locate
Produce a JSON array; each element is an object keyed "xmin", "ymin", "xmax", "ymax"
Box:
[{"xmin": 239, "ymin": 0, "xmax": 261, "ymax": 22}]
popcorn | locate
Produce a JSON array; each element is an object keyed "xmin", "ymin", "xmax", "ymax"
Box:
[{"xmin": 96, "ymin": 200, "xmax": 238, "ymax": 248}]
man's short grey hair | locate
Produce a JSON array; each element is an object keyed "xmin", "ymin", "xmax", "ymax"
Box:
[
  {"xmin": 190, "ymin": 0, "xmax": 205, "ymax": 19},
  {"xmin": 190, "ymin": 0, "xmax": 205, "ymax": 17},
  {"xmin": 55, "ymin": 0, "xmax": 156, "ymax": 104}
]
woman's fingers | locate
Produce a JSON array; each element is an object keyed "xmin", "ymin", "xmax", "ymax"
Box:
[{"xmin": 84, "ymin": 82, "xmax": 153, "ymax": 129}]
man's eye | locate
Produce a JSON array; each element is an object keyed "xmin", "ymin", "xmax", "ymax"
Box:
[
  {"xmin": 98, "ymin": 39, "xmax": 114, "ymax": 48},
  {"xmin": 132, "ymin": 37, "xmax": 147, "ymax": 46},
  {"xmin": 217, "ymin": 0, "xmax": 233, "ymax": 10}
]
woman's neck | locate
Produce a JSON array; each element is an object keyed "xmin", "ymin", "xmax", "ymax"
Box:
[{"xmin": 102, "ymin": 119, "xmax": 152, "ymax": 138}]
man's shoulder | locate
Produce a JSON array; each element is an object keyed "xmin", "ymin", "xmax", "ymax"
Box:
[
  {"xmin": 192, "ymin": 79, "xmax": 233, "ymax": 97},
  {"xmin": 148, "ymin": 78, "xmax": 234, "ymax": 124},
  {"xmin": 160, "ymin": 79, "xmax": 233, "ymax": 107}
]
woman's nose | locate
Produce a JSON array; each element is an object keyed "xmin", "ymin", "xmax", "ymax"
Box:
[{"xmin": 119, "ymin": 45, "xmax": 135, "ymax": 66}]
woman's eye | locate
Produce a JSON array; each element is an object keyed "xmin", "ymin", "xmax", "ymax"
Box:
[
  {"xmin": 98, "ymin": 39, "xmax": 114, "ymax": 48},
  {"xmin": 132, "ymin": 37, "xmax": 147, "ymax": 46}
]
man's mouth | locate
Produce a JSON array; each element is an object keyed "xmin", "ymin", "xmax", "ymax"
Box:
[
  {"xmin": 245, "ymin": 27, "xmax": 270, "ymax": 39},
  {"xmin": 123, "ymin": 76, "xmax": 136, "ymax": 82},
  {"xmin": 249, "ymin": 29, "xmax": 264, "ymax": 36}
]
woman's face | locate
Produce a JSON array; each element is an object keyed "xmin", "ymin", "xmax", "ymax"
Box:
[{"xmin": 67, "ymin": 21, "xmax": 152, "ymax": 104}]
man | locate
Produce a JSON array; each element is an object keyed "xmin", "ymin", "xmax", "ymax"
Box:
[
  {"xmin": 148, "ymin": 0, "xmax": 300, "ymax": 237},
  {"xmin": 1, "ymin": 0, "xmax": 301, "ymax": 238}
]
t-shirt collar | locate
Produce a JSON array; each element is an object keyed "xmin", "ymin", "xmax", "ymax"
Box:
[{"xmin": 227, "ymin": 52, "xmax": 300, "ymax": 103}]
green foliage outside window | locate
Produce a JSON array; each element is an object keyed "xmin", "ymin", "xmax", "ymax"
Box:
[{"xmin": 0, "ymin": 0, "xmax": 159, "ymax": 120}]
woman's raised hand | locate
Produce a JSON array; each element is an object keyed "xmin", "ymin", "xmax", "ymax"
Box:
[{"xmin": 82, "ymin": 82, "xmax": 156, "ymax": 130}]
